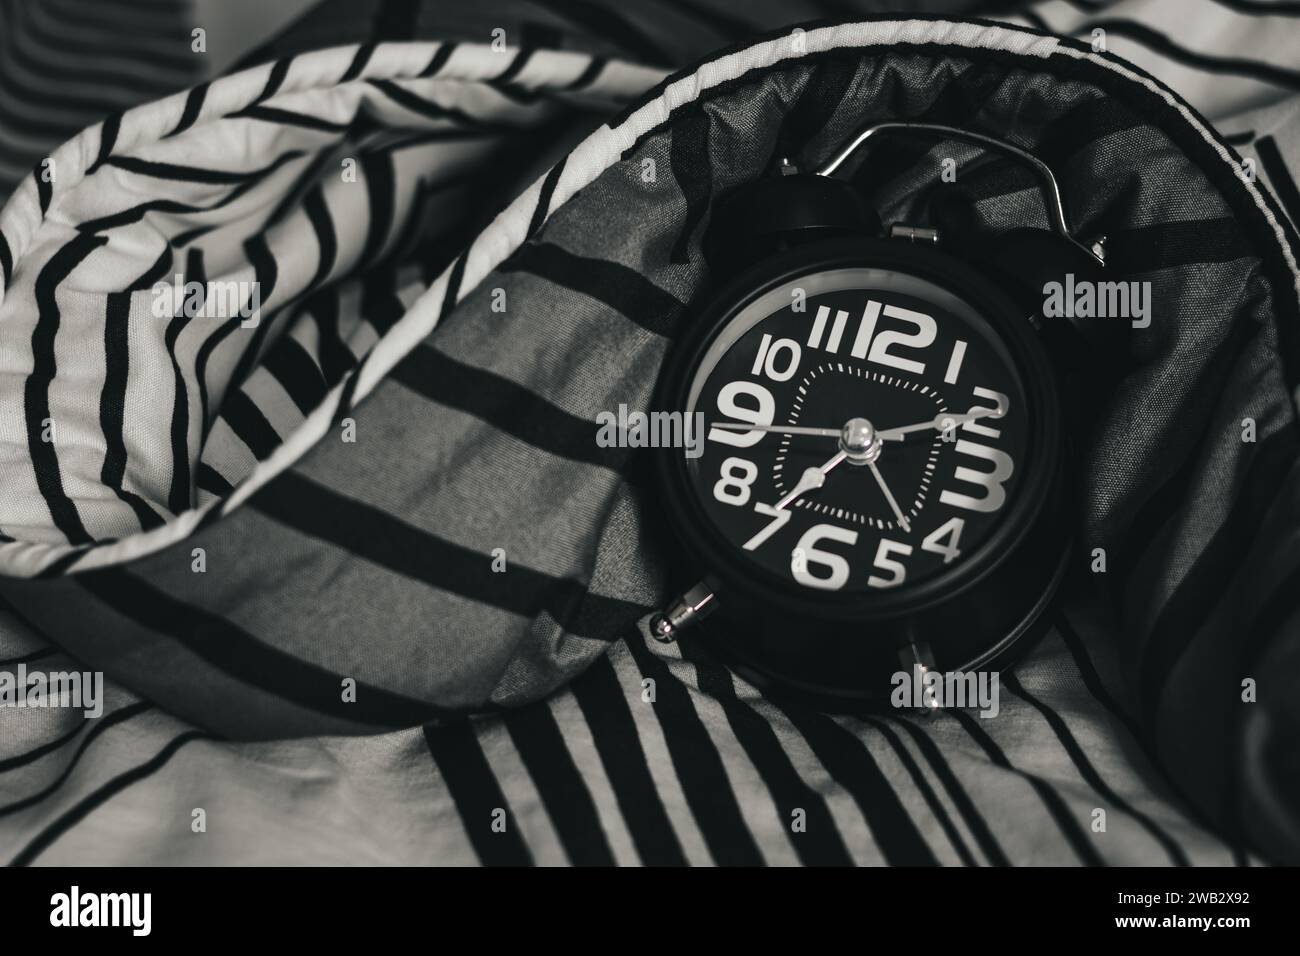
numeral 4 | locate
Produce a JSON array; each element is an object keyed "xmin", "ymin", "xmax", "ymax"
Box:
[{"xmin": 921, "ymin": 517, "xmax": 964, "ymax": 564}]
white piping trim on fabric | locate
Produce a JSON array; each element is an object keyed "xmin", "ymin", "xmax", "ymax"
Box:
[
  {"xmin": 1053, "ymin": 42, "xmax": 1300, "ymax": 334},
  {"xmin": 3, "ymin": 18, "xmax": 1298, "ymax": 576}
]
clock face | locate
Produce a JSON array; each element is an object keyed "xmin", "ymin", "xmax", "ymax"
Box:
[{"xmin": 683, "ymin": 266, "xmax": 1031, "ymax": 596}]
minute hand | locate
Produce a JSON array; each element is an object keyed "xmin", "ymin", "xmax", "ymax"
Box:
[
  {"xmin": 711, "ymin": 422, "xmax": 842, "ymax": 438},
  {"xmin": 877, "ymin": 407, "xmax": 1001, "ymax": 441}
]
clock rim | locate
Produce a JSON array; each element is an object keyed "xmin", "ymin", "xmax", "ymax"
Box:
[{"xmin": 653, "ymin": 236, "xmax": 1066, "ymax": 623}]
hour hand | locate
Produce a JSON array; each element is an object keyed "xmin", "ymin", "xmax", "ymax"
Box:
[{"xmin": 776, "ymin": 451, "xmax": 847, "ymax": 510}]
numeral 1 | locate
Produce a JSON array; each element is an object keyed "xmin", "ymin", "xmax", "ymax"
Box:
[
  {"xmin": 943, "ymin": 340, "xmax": 967, "ymax": 384},
  {"xmin": 850, "ymin": 300, "xmax": 881, "ymax": 358}
]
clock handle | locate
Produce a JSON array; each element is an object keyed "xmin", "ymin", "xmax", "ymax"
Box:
[{"xmin": 813, "ymin": 120, "xmax": 1105, "ymax": 270}]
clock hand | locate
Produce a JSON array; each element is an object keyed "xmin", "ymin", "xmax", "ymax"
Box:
[
  {"xmin": 775, "ymin": 451, "xmax": 848, "ymax": 510},
  {"xmin": 712, "ymin": 422, "xmax": 842, "ymax": 438},
  {"xmin": 715, "ymin": 410, "xmax": 996, "ymax": 442},
  {"xmin": 866, "ymin": 461, "xmax": 911, "ymax": 532},
  {"xmin": 877, "ymin": 405, "xmax": 1003, "ymax": 441}
]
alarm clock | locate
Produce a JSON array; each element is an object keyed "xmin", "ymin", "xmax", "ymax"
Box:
[{"xmin": 649, "ymin": 121, "xmax": 1109, "ymax": 710}]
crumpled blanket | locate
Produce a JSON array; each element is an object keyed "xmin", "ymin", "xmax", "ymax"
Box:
[{"xmin": 1, "ymin": 0, "xmax": 1297, "ymax": 865}]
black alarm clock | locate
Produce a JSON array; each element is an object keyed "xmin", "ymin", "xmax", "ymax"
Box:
[{"xmin": 650, "ymin": 122, "xmax": 1109, "ymax": 710}]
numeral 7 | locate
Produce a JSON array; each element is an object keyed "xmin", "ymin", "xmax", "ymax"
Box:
[{"xmin": 743, "ymin": 502, "xmax": 792, "ymax": 550}]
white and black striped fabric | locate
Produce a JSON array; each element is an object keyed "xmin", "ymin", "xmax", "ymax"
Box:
[
  {"xmin": 0, "ymin": 0, "xmax": 200, "ymax": 193},
  {"xmin": 1, "ymin": 1, "xmax": 1298, "ymax": 865}
]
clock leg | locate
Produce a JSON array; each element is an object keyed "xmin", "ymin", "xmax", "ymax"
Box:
[{"xmin": 649, "ymin": 583, "xmax": 716, "ymax": 643}]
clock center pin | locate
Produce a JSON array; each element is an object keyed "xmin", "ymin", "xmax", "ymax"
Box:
[{"xmin": 840, "ymin": 417, "xmax": 883, "ymax": 465}]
